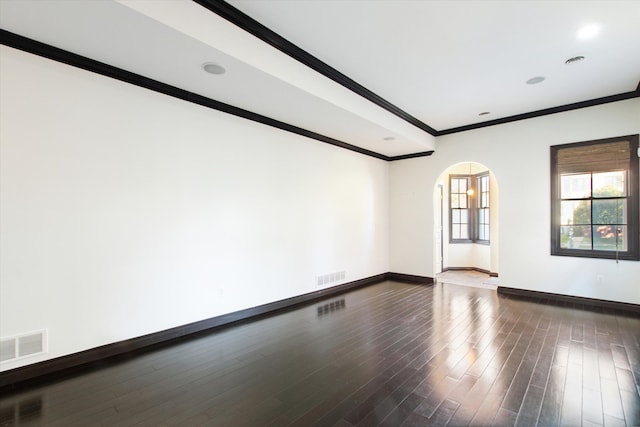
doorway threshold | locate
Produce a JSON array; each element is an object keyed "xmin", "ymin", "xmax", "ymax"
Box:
[{"xmin": 436, "ymin": 270, "xmax": 498, "ymax": 290}]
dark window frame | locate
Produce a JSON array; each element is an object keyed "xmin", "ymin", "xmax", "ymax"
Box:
[
  {"xmin": 450, "ymin": 175, "xmax": 472, "ymax": 243},
  {"xmin": 449, "ymin": 172, "xmax": 490, "ymax": 244},
  {"xmin": 550, "ymin": 134, "xmax": 639, "ymax": 261},
  {"xmin": 476, "ymin": 173, "xmax": 490, "ymax": 244}
]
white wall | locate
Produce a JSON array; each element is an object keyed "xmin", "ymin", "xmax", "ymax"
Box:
[
  {"xmin": 0, "ymin": 46, "xmax": 390, "ymax": 371},
  {"xmin": 391, "ymin": 97, "xmax": 640, "ymax": 304}
]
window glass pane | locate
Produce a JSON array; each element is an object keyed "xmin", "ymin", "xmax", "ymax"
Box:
[
  {"xmin": 593, "ymin": 225, "xmax": 627, "ymax": 251},
  {"xmin": 451, "ymin": 194, "xmax": 459, "ymax": 209},
  {"xmin": 592, "ymin": 199, "xmax": 627, "ymax": 224},
  {"xmin": 459, "ymin": 195, "xmax": 467, "ymax": 209},
  {"xmin": 561, "ymin": 200, "xmax": 591, "ymax": 225},
  {"xmin": 460, "ymin": 209, "xmax": 468, "ymax": 223},
  {"xmin": 484, "ymin": 209, "xmax": 490, "ymax": 225},
  {"xmin": 452, "ymin": 209, "xmax": 460, "ymax": 223},
  {"xmin": 478, "ymin": 208, "xmax": 484, "ymax": 224},
  {"xmin": 481, "ymin": 193, "xmax": 488, "ymax": 208},
  {"xmin": 460, "ymin": 226, "xmax": 468, "ymax": 240},
  {"xmin": 561, "ymin": 174, "xmax": 591, "ymax": 199},
  {"xmin": 459, "ymin": 180, "xmax": 467, "ymax": 192},
  {"xmin": 593, "ymin": 171, "xmax": 625, "ymax": 197},
  {"xmin": 479, "ymin": 225, "xmax": 489, "ymax": 241},
  {"xmin": 452, "ymin": 225, "xmax": 460, "ymax": 239},
  {"xmin": 451, "ymin": 179, "xmax": 459, "ymax": 193},
  {"xmin": 560, "ymin": 225, "xmax": 591, "ymax": 249}
]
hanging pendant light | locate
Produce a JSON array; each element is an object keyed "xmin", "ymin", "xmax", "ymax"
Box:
[{"xmin": 466, "ymin": 162, "xmax": 474, "ymax": 196}]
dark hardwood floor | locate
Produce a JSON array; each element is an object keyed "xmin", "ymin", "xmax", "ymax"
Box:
[{"xmin": 1, "ymin": 281, "xmax": 639, "ymax": 426}]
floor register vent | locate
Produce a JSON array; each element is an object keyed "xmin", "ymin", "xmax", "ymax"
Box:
[{"xmin": 0, "ymin": 330, "xmax": 48, "ymax": 363}]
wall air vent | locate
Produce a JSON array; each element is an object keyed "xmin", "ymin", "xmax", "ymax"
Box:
[
  {"xmin": 0, "ymin": 330, "xmax": 47, "ymax": 363},
  {"xmin": 316, "ymin": 270, "xmax": 346, "ymax": 287}
]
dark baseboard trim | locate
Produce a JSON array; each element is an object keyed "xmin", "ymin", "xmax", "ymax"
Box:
[
  {"xmin": 1, "ymin": 272, "xmax": 407, "ymax": 393},
  {"xmin": 9, "ymin": 271, "xmax": 637, "ymax": 392},
  {"xmin": 386, "ymin": 272, "xmax": 433, "ymax": 285},
  {"xmin": 443, "ymin": 266, "xmax": 497, "ymax": 277},
  {"xmin": 497, "ymin": 286, "xmax": 640, "ymax": 315}
]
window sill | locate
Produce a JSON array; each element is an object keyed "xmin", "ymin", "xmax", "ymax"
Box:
[
  {"xmin": 551, "ymin": 249, "xmax": 639, "ymax": 261},
  {"xmin": 450, "ymin": 240, "xmax": 491, "ymax": 245}
]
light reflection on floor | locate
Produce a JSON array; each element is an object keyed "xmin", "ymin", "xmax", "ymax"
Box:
[
  {"xmin": 436, "ymin": 270, "xmax": 498, "ymax": 290},
  {"xmin": 427, "ymin": 280, "xmax": 505, "ymax": 418}
]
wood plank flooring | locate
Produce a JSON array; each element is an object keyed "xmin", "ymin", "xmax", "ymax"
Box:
[{"xmin": 1, "ymin": 281, "xmax": 639, "ymax": 426}]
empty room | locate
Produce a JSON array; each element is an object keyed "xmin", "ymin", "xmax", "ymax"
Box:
[{"xmin": 1, "ymin": 1, "xmax": 638, "ymax": 426}]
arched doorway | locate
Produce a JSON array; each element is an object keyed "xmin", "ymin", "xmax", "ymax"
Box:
[{"xmin": 433, "ymin": 161, "xmax": 499, "ymax": 286}]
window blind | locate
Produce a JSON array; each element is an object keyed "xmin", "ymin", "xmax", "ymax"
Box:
[{"xmin": 556, "ymin": 140, "xmax": 630, "ymax": 174}]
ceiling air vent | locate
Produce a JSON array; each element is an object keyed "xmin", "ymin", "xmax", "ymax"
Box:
[{"xmin": 565, "ymin": 55, "xmax": 585, "ymax": 65}]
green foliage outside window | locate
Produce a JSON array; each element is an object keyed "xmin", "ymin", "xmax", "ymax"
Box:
[{"xmin": 571, "ymin": 186, "xmax": 624, "ymax": 227}]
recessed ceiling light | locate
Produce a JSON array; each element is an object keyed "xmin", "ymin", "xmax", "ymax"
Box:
[
  {"xmin": 526, "ymin": 76, "xmax": 545, "ymax": 85},
  {"xmin": 202, "ymin": 62, "xmax": 226, "ymax": 75},
  {"xmin": 383, "ymin": 136, "xmax": 395, "ymax": 141},
  {"xmin": 478, "ymin": 111, "xmax": 490, "ymax": 116},
  {"xmin": 577, "ymin": 24, "xmax": 600, "ymax": 40},
  {"xmin": 565, "ymin": 55, "xmax": 585, "ymax": 65}
]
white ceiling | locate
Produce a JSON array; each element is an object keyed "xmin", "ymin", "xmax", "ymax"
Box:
[
  {"xmin": 228, "ymin": 0, "xmax": 640, "ymax": 129},
  {"xmin": 1, "ymin": 0, "xmax": 639, "ymax": 158}
]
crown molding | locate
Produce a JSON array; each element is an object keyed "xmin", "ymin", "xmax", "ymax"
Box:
[
  {"xmin": 193, "ymin": 0, "xmax": 438, "ymax": 137},
  {"xmin": 437, "ymin": 91, "xmax": 640, "ymax": 136},
  {"xmin": 0, "ymin": 29, "xmax": 399, "ymax": 161}
]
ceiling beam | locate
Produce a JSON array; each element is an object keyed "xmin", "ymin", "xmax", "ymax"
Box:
[
  {"xmin": 1, "ymin": 29, "xmax": 435, "ymax": 162},
  {"xmin": 193, "ymin": 0, "xmax": 439, "ymax": 137}
]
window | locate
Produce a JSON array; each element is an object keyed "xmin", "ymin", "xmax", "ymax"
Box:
[
  {"xmin": 477, "ymin": 174, "xmax": 490, "ymax": 242},
  {"xmin": 450, "ymin": 176, "xmax": 470, "ymax": 240},
  {"xmin": 450, "ymin": 172, "xmax": 490, "ymax": 243},
  {"xmin": 550, "ymin": 135, "xmax": 639, "ymax": 260}
]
